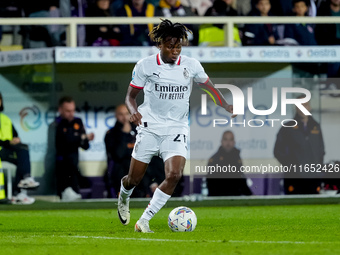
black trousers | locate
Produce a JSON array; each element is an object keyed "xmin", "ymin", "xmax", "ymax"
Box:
[
  {"xmin": 0, "ymin": 143, "xmax": 31, "ymax": 193},
  {"xmin": 56, "ymin": 155, "xmax": 80, "ymax": 197}
]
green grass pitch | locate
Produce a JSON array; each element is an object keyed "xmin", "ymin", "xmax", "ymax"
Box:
[{"xmin": 1, "ymin": 204, "xmax": 340, "ymax": 255}]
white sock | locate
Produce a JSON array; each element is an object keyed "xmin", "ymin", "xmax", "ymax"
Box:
[
  {"xmin": 141, "ymin": 188, "xmax": 171, "ymax": 221},
  {"xmin": 119, "ymin": 180, "xmax": 135, "ymax": 203}
]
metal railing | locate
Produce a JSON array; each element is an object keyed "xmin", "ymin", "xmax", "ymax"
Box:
[{"xmin": 1, "ymin": 16, "xmax": 340, "ymax": 47}]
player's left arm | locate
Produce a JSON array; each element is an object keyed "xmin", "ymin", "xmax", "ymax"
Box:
[
  {"xmin": 203, "ymin": 79, "xmax": 235, "ymax": 118},
  {"xmin": 194, "ymin": 59, "xmax": 235, "ymax": 117}
]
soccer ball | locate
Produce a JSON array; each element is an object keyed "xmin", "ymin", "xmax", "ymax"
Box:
[{"xmin": 168, "ymin": 206, "xmax": 197, "ymax": 232}]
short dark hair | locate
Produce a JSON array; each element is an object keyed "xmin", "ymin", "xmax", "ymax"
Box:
[
  {"xmin": 292, "ymin": 0, "xmax": 309, "ymax": 6},
  {"xmin": 149, "ymin": 19, "xmax": 192, "ymax": 46},
  {"xmin": 222, "ymin": 130, "xmax": 234, "ymax": 140},
  {"xmin": 255, "ymin": 0, "xmax": 270, "ymax": 5},
  {"xmin": 58, "ymin": 96, "xmax": 74, "ymax": 107}
]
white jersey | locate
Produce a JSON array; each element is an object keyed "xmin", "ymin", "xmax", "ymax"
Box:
[{"xmin": 130, "ymin": 53, "xmax": 209, "ymax": 135}]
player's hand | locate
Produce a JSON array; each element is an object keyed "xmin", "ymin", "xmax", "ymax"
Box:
[
  {"xmin": 225, "ymin": 104, "xmax": 237, "ymax": 118},
  {"xmin": 130, "ymin": 112, "xmax": 143, "ymax": 126},
  {"xmin": 268, "ymin": 36, "xmax": 275, "ymax": 45},
  {"xmin": 87, "ymin": 133, "xmax": 95, "ymax": 141},
  {"xmin": 10, "ymin": 137, "xmax": 21, "ymax": 145}
]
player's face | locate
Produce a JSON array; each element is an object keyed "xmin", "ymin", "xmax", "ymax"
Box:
[
  {"xmin": 97, "ymin": 0, "xmax": 110, "ymax": 10},
  {"xmin": 293, "ymin": 2, "xmax": 308, "ymax": 16},
  {"xmin": 159, "ymin": 37, "xmax": 182, "ymax": 64},
  {"xmin": 59, "ymin": 101, "xmax": 76, "ymax": 122},
  {"xmin": 221, "ymin": 132, "xmax": 235, "ymax": 153},
  {"xmin": 256, "ymin": 0, "xmax": 271, "ymax": 16},
  {"xmin": 223, "ymin": 0, "xmax": 234, "ymax": 6},
  {"xmin": 115, "ymin": 105, "xmax": 130, "ymax": 124}
]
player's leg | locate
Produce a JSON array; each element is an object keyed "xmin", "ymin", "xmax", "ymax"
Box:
[
  {"xmin": 136, "ymin": 156, "xmax": 186, "ymax": 233},
  {"xmin": 159, "ymin": 156, "xmax": 186, "ymax": 194},
  {"xmin": 122, "ymin": 158, "xmax": 149, "ymax": 189},
  {"xmin": 118, "ymin": 157, "xmax": 148, "ymax": 225},
  {"xmin": 118, "ymin": 128, "xmax": 157, "ymax": 225},
  {"xmin": 121, "ymin": 128, "xmax": 157, "ymax": 193}
]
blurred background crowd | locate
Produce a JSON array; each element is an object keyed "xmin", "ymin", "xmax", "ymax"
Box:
[{"xmin": 0, "ymin": 0, "xmax": 339, "ymax": 48}]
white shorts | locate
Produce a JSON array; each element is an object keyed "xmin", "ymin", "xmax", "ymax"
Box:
[{"xmin": 132, "ymin": 128, "xmax": 188, "ymax": 164}]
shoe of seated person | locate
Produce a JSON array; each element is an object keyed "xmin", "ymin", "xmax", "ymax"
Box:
[
  {"xmin": 11, "ymin": 192, "xmax": 35, "ymax": 205},
  {"xmin": 17, "ymin": 177, "xmax": 40, "ymax": 189},
  {"xmin": 61, "ymin": 187, "xmax": 82, "ymax": 202}
]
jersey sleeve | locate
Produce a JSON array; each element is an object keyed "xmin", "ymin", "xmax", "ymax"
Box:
[
  {"xmin": 130, "ymin": 60, "xmax": 147, "ymax": 89},
  {"xmin": 193, "ymin": 59, "xmax": 209, "ymax": 84}
]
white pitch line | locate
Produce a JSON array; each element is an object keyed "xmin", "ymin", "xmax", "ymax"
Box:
[{"xmin": 64, "ymin": 235, "xmax": 339, "ymax": 245}]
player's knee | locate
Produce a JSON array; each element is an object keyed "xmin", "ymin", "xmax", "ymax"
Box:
[{"xmin": 166, "ymin": 171, "xmax": 182, "ymax": 184}]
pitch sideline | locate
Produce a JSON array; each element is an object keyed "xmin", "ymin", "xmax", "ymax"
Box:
[{"xmin": 62, "ymin": 235, "xmax": 339, "ymax": 245}]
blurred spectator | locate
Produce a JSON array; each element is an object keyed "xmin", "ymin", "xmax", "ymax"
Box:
[
  {"xmin": 21, "ymin": 0, "xmax": 59, "ymax": 17},
  {"xmin": 59, "ymin": 0, "xmax": 88, "ymax": 46},
  {"xmin": 104, "ymin": 104, "xmax": 178, "ymax": 197},
  {"xmin": 21, "ymin": 0, "xmax": 62, "ymax": 48},
  {"xmin": 181, "ymin": 0, "xmax": 212, "ymax": 15},
  {"xmin": 236, "ymin": 0, "xmax": 252, "ymax": 15},
  {"xmin": 199, "ymin": 0, "xmax": 241, "ymax": 46},
  {"xmin": 207, "ymin": 131, "xmax": 252, "ymax": 196},
  {"xmin": 110, "ymin": 0, "xmax": 125, "ymax": 15},
  {"xmin": 269, "ymin": 0, "xmax": 293, "ymax": 16},
  {"xmin": 315, "ymin": 0, "xmax": 328, "ymax": 9},
  {"xmin": 155, "ymin": 0, "xmax": 197, "ymax": 16},
  {"xmin": 205, "ymin": 0, "xmax": 237, "ymax": 16},
  {"xmin": 308, "ymin": 0, "xmax": 318, "ymax": 16},
  {"xmin": 274, "ymin": 96, "xmax": 324, "ymax": 194},
  {"xmin": 284, "ymin": 0, "xmax": 317, "ymax": 45},
  {"xmin": 315, "ymin": 0, "xmax": 340, "ymax": 45},
  {"xmin": 0, "ymin": 1, "xmax": 24, "ymax": 46},
  {"xmin": 55, "ymin": 96, "xmax": 94, "ymax": 202},
  {"xmin": 59, "ymin": 0, "xmax": 87, "ymax": 17},
  {"xmin": 116, "ymin": 0, "xmax": 155, "ymax": 46},
  {"xmin": 104, "ymin": 104, "xmax": 137, "ymax": 196},
  {"xmin": 315, "ymin": 0, "xmax": 340, "ymax": 79},
  {"xmin": 86, "ymin": 0, "xmax": 122, "ymax": 46},
  {"xmin": 111, "ymin": 0, "xmax": 159, "ymax": 15},
  {"xmin": 251, "ymin": 0, "xmax": 317, "ymax": 16},
  {"xmin": 0, "ymin": 92, "xmax": 39, "ymax": 205},
  {"xmin": 243, "ymin": 0, "xmax": 279, "ymax": 45},
  {"xmin": 155, "ymin": 0, "xmax": 198, "ymax": 45}
]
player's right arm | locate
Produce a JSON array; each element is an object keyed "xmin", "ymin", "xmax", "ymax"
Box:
[
  {"xmin": 126, "ymin": 59, "xmax": 146, "ymax": 126},
  {"xmin": 125, "ymin": 86, "xmax": 143, "ymax": 126}
]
